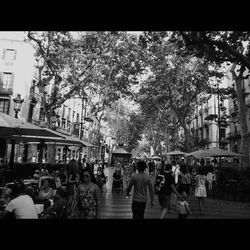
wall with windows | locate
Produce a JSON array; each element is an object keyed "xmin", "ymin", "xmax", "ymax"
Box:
[
  {"xmin": 0, "ymin": 39, "xmax": 35, "ymax": 122},
  {"xmin": 185, "ymin": 77, "xmax": 230, "ymax": 151},
  {"xmin": 226, "ymin": 64, "xmax": 250, "ymax": 152}
]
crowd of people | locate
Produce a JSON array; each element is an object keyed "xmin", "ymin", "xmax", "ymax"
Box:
[
  {"xmin": 125, "ymin": 157, "xmax": 215, "ymax": 219},
  {"xmin": 0, "ymin": 158, "xmax": 107, "ymax": 219},
  {"xmin": 0, "ymin": 156, "xmax": 215, "ymax": 219}
]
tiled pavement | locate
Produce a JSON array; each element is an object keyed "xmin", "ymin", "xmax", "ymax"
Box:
[{"xmin": 101, "ymin": 167, "xmax": 250, "ymax": 219}]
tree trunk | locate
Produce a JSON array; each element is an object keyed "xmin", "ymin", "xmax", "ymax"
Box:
[
  {"xmin": 230, "ymin": 64, "xmax": 250, "ymax": 167},
  {"xmin": 181, "ymin": 120, "xmax": 192, "ymax": 153},
  {"xmin": 234, "ymin": 77, "xmax": 250, "ymax": 167}
]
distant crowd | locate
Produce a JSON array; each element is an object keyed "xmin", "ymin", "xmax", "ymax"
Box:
[{"xmin": 0, "ymin": 157, "xmax": 215, "ymax": 219}]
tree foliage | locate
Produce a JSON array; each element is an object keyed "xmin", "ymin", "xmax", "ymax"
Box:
[
  {"xmin": 136, "ymin": 32, "xmax": 213, "ymax": 152},
  {"xmin": 27, "ymin": 31, "xmax": 99, "ymax": 126},
  {"xmin": 172, "ymin": 31, "xmax": 250, "ymax": 166},
  {"xmin": 103, "ymin": 100, "xmax": 144, "ymax": 152},
  {"xmin": 171, "ymin": 31, "xmax": 250, "ymax": 70}
]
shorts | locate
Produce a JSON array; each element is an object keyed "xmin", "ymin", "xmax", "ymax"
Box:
[{"xmin": 158, "ymin": 194, "xmax": 171, "ymax": 208}]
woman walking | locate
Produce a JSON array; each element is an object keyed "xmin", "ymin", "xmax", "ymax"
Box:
[
  {"xmin": 155, "ymin": 163, "xmax": 181, "ymax": 219},
  {"xmin": 70, "ymin": 169, "xmax": 101, "ymax": 219},
  {"xmin": 178, "ymin": 165, "xmax": 191, "ymax": 200},
  {"xmin": 194, "ymin": 168, "xmax": 207, "ymax": 215}
]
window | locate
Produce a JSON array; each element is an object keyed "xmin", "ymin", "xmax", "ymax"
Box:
[
  {"xmin": 0, "ymin": 99, "xmax": 10, "ymax": 114},
  {"xmin": 2, "ymin": 72, "xmax": 13, "ymax": 88},
  {"xmin": 76, "ymin": 113, "xmax": 79, "ymax": 122},
  {"xmin": 67, "ymin": 108, "xmax": 71, "ymax": 120},
  {"xmin": 3, "ymin": 49, "xmax": 16, "ymax": 61},
  {"xmin": 220, "ymin": 128, "xmax": 226, "ymax": 139},
  {"xmin": 62, "ymin": 105, "xmax": 65, "ymax": 118},
  {"xmin": 39, "ymin": 107, "xmax": 44, "ymax": 121},
  {"xmin": 62, "ymin": 119, "xmax": 66, "ymax": 129},
  {"xmin": 67, "ymin": 121, "xmax": 71, "ymax": 131},
  {"xmin": 235, "ymin": 125, "xmax": 237, "ymax": 135}
]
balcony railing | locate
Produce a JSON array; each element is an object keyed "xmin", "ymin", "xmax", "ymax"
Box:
[
  {"xmin": 227, "ymin": 132, "xmax": 241, "ymax": 140},
  {"xmin": 204, "ymin": 113, "xmax": 218, "ymax": 120},
  {"xmin": 0, "ymin": 87, "xmax": 13, "ymax": 95},
  {"xmin": 55, "ymin": 127, "xmax": 71, "ymax": 135},
  {"xmin": 29, "ymin": 91, "xmax": 40, "ymax": 104}
]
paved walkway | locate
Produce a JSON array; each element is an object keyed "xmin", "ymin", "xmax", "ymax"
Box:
[{"xmin": 101, "ymin": 167, "xmax": 250, "ymax": 219}]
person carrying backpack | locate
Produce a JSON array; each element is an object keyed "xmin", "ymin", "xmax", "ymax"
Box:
[{"xmin": 155, "ymin": 163, "xmax": 181, "ymax": 219}]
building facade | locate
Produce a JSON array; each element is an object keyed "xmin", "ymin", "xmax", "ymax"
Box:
[
  {"xmin": 186, "ymin": 78, "xmax": 230, "ymax": 152},
  {"xmin": 0, "ymin": 38, "xmax": 35, "ymax": 120},
  {"xmin": 226, "ymin": 64, "xmax": 250, "ymax": 153},
  {"xmin": 0, "ymin": 38, "xmax": 37, "ymax": 163}
]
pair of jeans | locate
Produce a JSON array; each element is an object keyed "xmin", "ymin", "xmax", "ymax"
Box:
[{"xmin": 132, "ymin": 201, "xmax": 146, "ymax": 219}]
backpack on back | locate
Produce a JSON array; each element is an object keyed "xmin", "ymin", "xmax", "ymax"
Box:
[{"xmin": 155, "ymin": 174, "xmax": 165, "ymax": 193}]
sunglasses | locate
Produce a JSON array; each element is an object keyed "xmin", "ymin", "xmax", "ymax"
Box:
[{"xmin": 83, "ymin": 175, "xmax": 90, "ymax": 178}]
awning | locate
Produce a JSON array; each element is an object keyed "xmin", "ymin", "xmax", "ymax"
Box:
[
  {"xmin": 164, "ymin": 150, "xmax": 186, "ymax": 156},
  {"xmin": 42, "ymin": 128, "xmax": 98, "ymax": 147},
  {"xmin": 186, "ymin": 147, "xmax": 245, "ymax": 159},
  {"xmin": 112, "ymin": 147, "xmax": 131, "ymax": 156},
  {"xmin": 0, "ymin": 112, "xmax": 64, "ymax": 141}
]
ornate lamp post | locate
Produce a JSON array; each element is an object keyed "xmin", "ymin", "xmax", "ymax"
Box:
[
  {"xmin": 9, "ymin": 94, "xmax": 24, "ymax": 180},
  {"xmin": 13, "ymin": 94, "xmax": 24, "ymax": 118}
]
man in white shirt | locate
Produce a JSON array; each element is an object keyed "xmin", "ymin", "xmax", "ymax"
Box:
[
  {"xmin": 1, "ymin": 181, "xmax": 38, "ymax": 219},
  {"xmin": 172, "ymin": 161, "xmax": 180, "ymax": 185}
]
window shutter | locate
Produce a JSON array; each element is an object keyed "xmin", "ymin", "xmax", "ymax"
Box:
[
  {"xmin": 2, "ymin": 49, "xmax": 6, "ymax": 60},
  {"xmin": 11, "ymin": 73, "xmax": 15, "ymax": 88},
  {"xmin": 0, "ymin": 72, "xmax": 3, "ymax": 86},
  {"xmin": 13, "ymin": 49, "xmax": 17, "ymax": 60}
]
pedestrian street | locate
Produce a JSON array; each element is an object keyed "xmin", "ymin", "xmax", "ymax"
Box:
[{"xmin": 100, "ymin": 167, "xmax": 250, "ymax": 219}]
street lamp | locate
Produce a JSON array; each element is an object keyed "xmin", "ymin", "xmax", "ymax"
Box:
[
  {"xmin": 13, "ymin": 94, "xmax": 24, "ymax": 118},
  {"xmin": 80, "ymin": 96, "xmax": 88, "ymax": 140}
]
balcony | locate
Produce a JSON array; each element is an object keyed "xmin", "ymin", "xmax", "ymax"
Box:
[
  {"xmin": 227, "ymin": 132, "xmax": 241, "ymax": 140},
  {"xmin": 204, "ymin": 121, "xmax": 209, "ymax": 128},
  {"xmin": 31, "ymin": 119, "xmax": 42, "ymax": 126},
  {"xmin": 0, "ymin": 87, "xmax": 13, "ymax": 95},
  {"xmin": 29, "ymin": 90, "xmax": 39, "ymax": 104},
  {"xmin": 204, "ymin": 113, "xmax": 218, "ymax": 120},
  {"xmin": 219, "ymin": 120, "xmax": 228, "ymax": 128},
  {"xmin": 55, "ymin": 127, "xmax": 71, "ymax": 136},
  {"xmin": 220, "ymin": 137, "xmax": 229, "ymax": 145},
  {"xmin": 229, "ymin": 107, "xmax": 238, "ymax": 117}
]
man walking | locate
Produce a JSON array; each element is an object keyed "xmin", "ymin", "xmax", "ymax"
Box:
[{"xmin": 126, "ymin": 161, "xmax": 154, "ymax": 219}]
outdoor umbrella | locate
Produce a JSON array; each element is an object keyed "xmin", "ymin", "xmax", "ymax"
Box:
[
  {"xmin": 164, "ymin": 150, "xmax": 186, "ymax": 156},
  {"xmin": 185, "ymin": 149, "xmax": 207, "ymax": 158},
  {"xmin": 150, "ymin": 156, "xmax": 161, "ymax": 159},
  {"xmin": 0, "ymin": 112, "xmax": 64, "ymax": 141},
  {"xmin": 186, "ymin": 147, "xmax": 245, "ymax": 159}
]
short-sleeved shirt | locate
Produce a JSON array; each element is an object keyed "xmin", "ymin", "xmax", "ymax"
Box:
[
  {"xmin": 157, "ymin": 172, "xmax": 175, "ymax": 195},
  {"xmin": 195, "ymin": 174, "xmax": 207, "ymax": 187},
  {"xmin": 129, "ymin": 173, "xmax": 153, "ymax": 203},
  {"xmin": 148, "ymin": 162, "xmax": 155, "ymax": 172},
  {"xmin": 5, "ymin": 195, "xmax": 38, "ymax": 219},
  {"xmin": 172, "ymin": 166, "xmax": 180, "ymax": 184}
]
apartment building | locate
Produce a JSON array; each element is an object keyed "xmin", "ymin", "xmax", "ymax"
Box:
[
  {"xmin": 226, "ymin": 64, "xmax": 250, "ymax": 153},
  {"xmin": 0, "ymin": 38, "xmax": 35, "ymax": 119},
  {"xmin": 0, "ymin": 38, "xmax": 37, "ymax": 162},
  {"xmin": 186, "ymin": 78, "xmax": 230, "ymax": 152}
]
